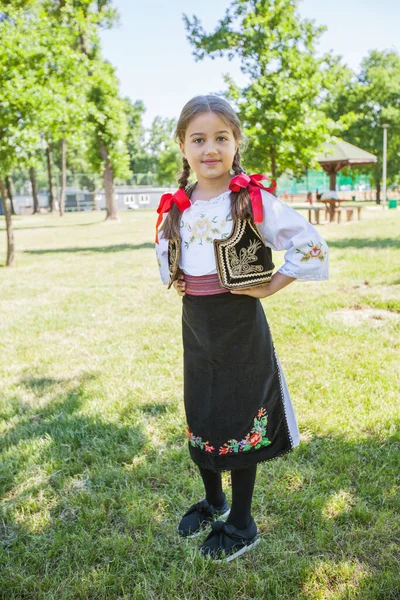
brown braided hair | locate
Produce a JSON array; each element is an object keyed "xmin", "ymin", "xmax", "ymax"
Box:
[{"xmin": 160, "ymin": 95, "xmax": 253, "ymax": 240}]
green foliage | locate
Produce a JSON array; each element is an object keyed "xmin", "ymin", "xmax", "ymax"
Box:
[
  {"xmin": 123, "ymin": 106, "xmax": 181, "ymax": 186},
  {"xmin": 42, "ymin": 1, "xmax": 131, "ymax": 182},
  {"xmin": 122, "ymin": 97, "xmax": 156, "ymax": 178},
  {"xmin": 157, "ymin": 142, "xmax": 181, "ymax": 186},
  {"xmin": 0, "ymin": 2, "xmax": 91, "ymax": 177},
  {"xmin": 183, "ymin": 0, "xmax": 340, "ymax": 177},
  {"xmin": 326, "ymin": 49, "xmax": 400, "ymax": 187},
  {"xmin": 0, "ymin": 5, "xmax": 45, "ymax": 174},
  {"xmin": 86, "ymin": 59, "xmax": 131, "ymax": 180},
  {"xmin": 0, "ymin": 0, "xmax": 130, "ymax": 184},
  {"xmin": 44, "ymin": 0, "xmax": 119, "ymax": 32},
  {"xmin": 147, "ymin": 117, "xmax": 181, "ymax": 186},
  {"xmin": 36, "ymin": 21, "xmax": 90, "ymax": 145}
]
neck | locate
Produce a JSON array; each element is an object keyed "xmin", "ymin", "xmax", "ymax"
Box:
[{"xmin": 193, "ymin": 173, "xmax": 234, "ymax": 198}]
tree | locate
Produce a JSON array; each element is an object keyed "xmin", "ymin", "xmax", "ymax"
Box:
[
  {"xmin": 44, "ymin": 0, "xmax": 117, "ymax": 215},
  {"xmin": 123, "ymin": 97, "xmax": 147, "ymax": 174},
  {"xmin": 86, "ymin": 59, "xmax": 131, "ymax": 219},
  {"xmin": 47, "ymin": 0, "xmax": 131, "ymax": 219},
  {"xmin": 325, "ymin": 50, "xmax": 400, "ymax": 201},
  {"xmin": 123, "ymin": 101, "xmax": 182, "ymax": 186},
  {"xmin": 183, "ymin": 0, "xmax": 339, "ymax": 178},
  {"xmin": 38, "ymin": 32, "xmax": 90, "ymax": 215},
  {"xmin": 0, "ymin": 4, "xmax": 47, "ymax": 264},
  {"xmin": 5, "ymin": 176, "xmax": 15, "ymax": 215},
  {"xmin": 146, "ymin": 117, "xmax": 181, "ymax": 186}
]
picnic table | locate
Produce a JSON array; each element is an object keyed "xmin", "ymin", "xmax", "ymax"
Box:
[
  {"xmin": 306, "ymin": 205, "xmax": 325, "ymax": 224},
  {"xmin": 317, "ymin": 197, "xmax": 347, "ymax": 222}
]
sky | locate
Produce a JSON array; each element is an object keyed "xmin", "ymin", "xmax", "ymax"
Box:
[{"xmin": 99, "ymin": 0, "xmax": 399, "ymax": 128}]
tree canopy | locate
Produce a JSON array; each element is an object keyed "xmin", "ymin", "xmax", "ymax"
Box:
[
  {"xmin": 325, "ymin": 49, "xmax": 400, "ymax": 195},
  {"xmin": 183, "ymin": 0, "xmax": 341, "ymax": 178}
]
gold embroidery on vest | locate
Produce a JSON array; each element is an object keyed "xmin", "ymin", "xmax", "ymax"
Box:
[
  {"xmin": 167, "ymin": 238, "xmax": 181, "ymax": 289},
  {"xmin": 214, "ymin": 218, "xmax": 275, "ymax": 289},
  {"xmin": 227, "ymin": 239, "xmax": 265, "ymax": 276}
]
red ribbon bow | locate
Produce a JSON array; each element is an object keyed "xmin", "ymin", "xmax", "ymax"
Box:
[
  {"xmin": 228, "ymin": 173, "xmax": 277, "ymax": 223},
  {"xmin": 155, "ymin": 188, "xmax": 191, "ymax": 243}
]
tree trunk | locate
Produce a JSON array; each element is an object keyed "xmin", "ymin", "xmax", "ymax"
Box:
[
  {"xmin": 46, "ymin": 144, "xmax": 57, "ymax": 212},
  {"xmin": 5, "ymin": 176, "xmax": 15, "ymax": 215},
  {"xmin": 99, "ymin": 140, "xmax": 117, "ymax": 220},
  {"xmin": 59, "ymin": 137, "xmax": 67, "ymax": 216},
  {"xmin": 0, "ymin": 177, "xmax": 15, "ymax": 266},
  {"xmin": 30, "ymin": 167, "xmax": 39, "ymax": 214},
  {"xmin": 375, "ymin": 178, "xmax": 381, "ymax": 204}
]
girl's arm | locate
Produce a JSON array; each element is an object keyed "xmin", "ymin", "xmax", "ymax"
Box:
[
  {"xmin": 155, "ymin": 222, "xmax": 186, "ymax": 296},
  {"xmin": 155, "ymin": 214, "xmax": 171, "ymax": 286},
  {"xmin": 231, "ymin": 272, "xmax": 296, "ymax": 298},
  {"xmin": 231, "ymin": 190, "xmax": 329, "ymax": 298}
]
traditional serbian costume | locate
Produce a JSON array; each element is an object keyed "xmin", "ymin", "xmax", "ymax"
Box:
[{"xmin": 155, "ymin": 174, "xmax": 329, "ymax": 472}]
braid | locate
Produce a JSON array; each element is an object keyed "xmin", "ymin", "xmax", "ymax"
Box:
[
  {"xmin": 160, "ymin": 156, "xmax": 193, "ymax": 240},
  {"xmin": 178, "ymin": 157, "xmax": 191, "ymax": 189},
  {"xmin": 230, "ymin": 150, "xmax": 252, "ymax": 221},
  {"xmin": 232, "ymin": 150, "xmax": 244, "ymax": 175}
]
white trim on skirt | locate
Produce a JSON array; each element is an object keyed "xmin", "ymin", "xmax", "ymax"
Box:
[{"xmin": 274, "ymin": 351, "xmax": 301, "ymax": 449}]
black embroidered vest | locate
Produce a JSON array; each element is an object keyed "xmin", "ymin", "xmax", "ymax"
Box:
[{"xmin": 167, "ymin": 218, "xmax": 275, "ymax": 290}]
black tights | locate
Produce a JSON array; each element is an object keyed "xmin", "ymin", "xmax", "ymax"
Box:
[{"xmin": 198, "ymin": 464, "xmax": 257, "ymax": 529}]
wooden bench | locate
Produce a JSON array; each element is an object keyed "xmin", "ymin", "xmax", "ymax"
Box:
[
  {"xmin": 335, "ymin": 206, "xmax": 363, "ymax": 223},
  {"xmin": 307, "ymin": 206, "xmax": 326, "ymax": 224}
]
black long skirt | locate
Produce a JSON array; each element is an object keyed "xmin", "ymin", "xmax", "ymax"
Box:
[{"xmin": 182, "ymin": 292, "xmax": 300, "ymax": 472}]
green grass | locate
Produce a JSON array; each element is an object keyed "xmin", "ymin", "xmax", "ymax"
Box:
[{"xmin": 0, "ymin": 208, "xmax": 399, "ymax": 600}]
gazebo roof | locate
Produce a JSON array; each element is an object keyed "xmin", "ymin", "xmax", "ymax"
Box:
[{"xmin": 317, "ymin": 139, "xmax": 377, "ymax": 170}]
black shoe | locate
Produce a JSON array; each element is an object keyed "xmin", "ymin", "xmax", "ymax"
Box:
[
  {"xmin": 199, "ymin": 516, "xmax": 260, "ymax": 563},
  {"xmin": 177, "ymin": 494, "xmax": 230, "ymax": 539}
]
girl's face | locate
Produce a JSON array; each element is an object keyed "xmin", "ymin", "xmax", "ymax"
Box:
[{"xmin": 180, "ymin": 111, "xmax": 238, "ymax": 184}]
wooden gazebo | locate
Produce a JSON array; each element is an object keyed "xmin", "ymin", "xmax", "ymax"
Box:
[{"xmin": 317, "ymin": 139, "xmax": 377, "ymax": 191}]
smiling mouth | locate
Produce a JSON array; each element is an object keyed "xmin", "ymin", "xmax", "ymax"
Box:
[{"xmin": 203, "ymin": 160, "xmax": 220, "ymax": 164}]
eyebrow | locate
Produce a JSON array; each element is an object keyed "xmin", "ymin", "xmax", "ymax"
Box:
[{"xmin": 189, "ymin": 130, "xmax": 231, "ymax": 137}]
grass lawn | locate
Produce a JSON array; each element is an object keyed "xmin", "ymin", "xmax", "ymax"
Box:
[{"xmin": 1, "ymin": 207, "xmax": 399, "ymax": 600}]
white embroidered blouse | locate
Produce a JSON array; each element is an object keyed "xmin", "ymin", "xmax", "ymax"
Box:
[{"xmin": 155, "ymin": 189, "xmax": 329, "ymax": 285}]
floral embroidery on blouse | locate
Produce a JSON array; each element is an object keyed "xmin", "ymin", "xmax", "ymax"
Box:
[
  {"xmin": 186, "ymin": 408, "xmax": 271, "ymax": 455},
  {"xmin": 295, "ymin": 241, "xmax": 326, "ymax": 262},
  {"xmin": 181, "ymin": 214, "xmax": 232, "ymax": 249}
]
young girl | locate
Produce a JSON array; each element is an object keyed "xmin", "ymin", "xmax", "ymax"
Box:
[{"xmin": 155, "ymin": 95, "xmax": 329, "ymax": 563}]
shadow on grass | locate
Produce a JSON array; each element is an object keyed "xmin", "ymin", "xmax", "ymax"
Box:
[
  {"xmin": 139, "ymin": 402, "xmax": 170, "ymax": 416},
  {"xmin": 0, "ymin": 371, "xmax": 147, "ymax": 538},
  {"xmin": 19, "ymin": 376, "xmax": 67, "ymax": 394},
  {"xmin": 328, "ymin": 237, "xmax": 400, "ymax": 249},
  {"xmin": 1, "ymin": 376, "xmax": 399, "ymax": 598},
  {"xmin": 23, "ymin": 243, "xmax": 153, "ymax": 254},
  {"xmin": 11, "ymin": 220, "xmax": 104, "ymax": 231}
]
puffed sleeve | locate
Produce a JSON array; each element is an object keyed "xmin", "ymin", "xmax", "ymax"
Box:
[
  {"xmin": 155, "ymin": 217, "xmax": 170, "ymax": 285},
  {"xmin": 258, "ymin": 190, "xmax": 329, "ymax": 281}
]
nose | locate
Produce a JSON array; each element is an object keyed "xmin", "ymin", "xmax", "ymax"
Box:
[{"xmin": 204, "ymin": 141, "xmax": 218, "ymax": 156}]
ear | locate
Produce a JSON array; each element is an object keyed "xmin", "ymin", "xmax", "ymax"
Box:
[{"xmin": 179, "ymin": 142, "xmax": 185, "ymax": 157}]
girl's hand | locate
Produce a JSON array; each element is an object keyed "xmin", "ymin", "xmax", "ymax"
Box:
[
  {"xmin": 173, "ymin": 273, "xmax": 186, "ymax": 297},
  {"xmin": 230, "ymin": 273, "xmax": 296, "ymax": 298}
]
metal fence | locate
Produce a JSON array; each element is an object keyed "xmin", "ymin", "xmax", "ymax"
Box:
[
  {"xmin": 277, "ymin": 169, "xmax": 373, "ymax": 194},
  {"xmin": 1, "ymin": 169, "xmax": 386, "ymax": 216}
]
